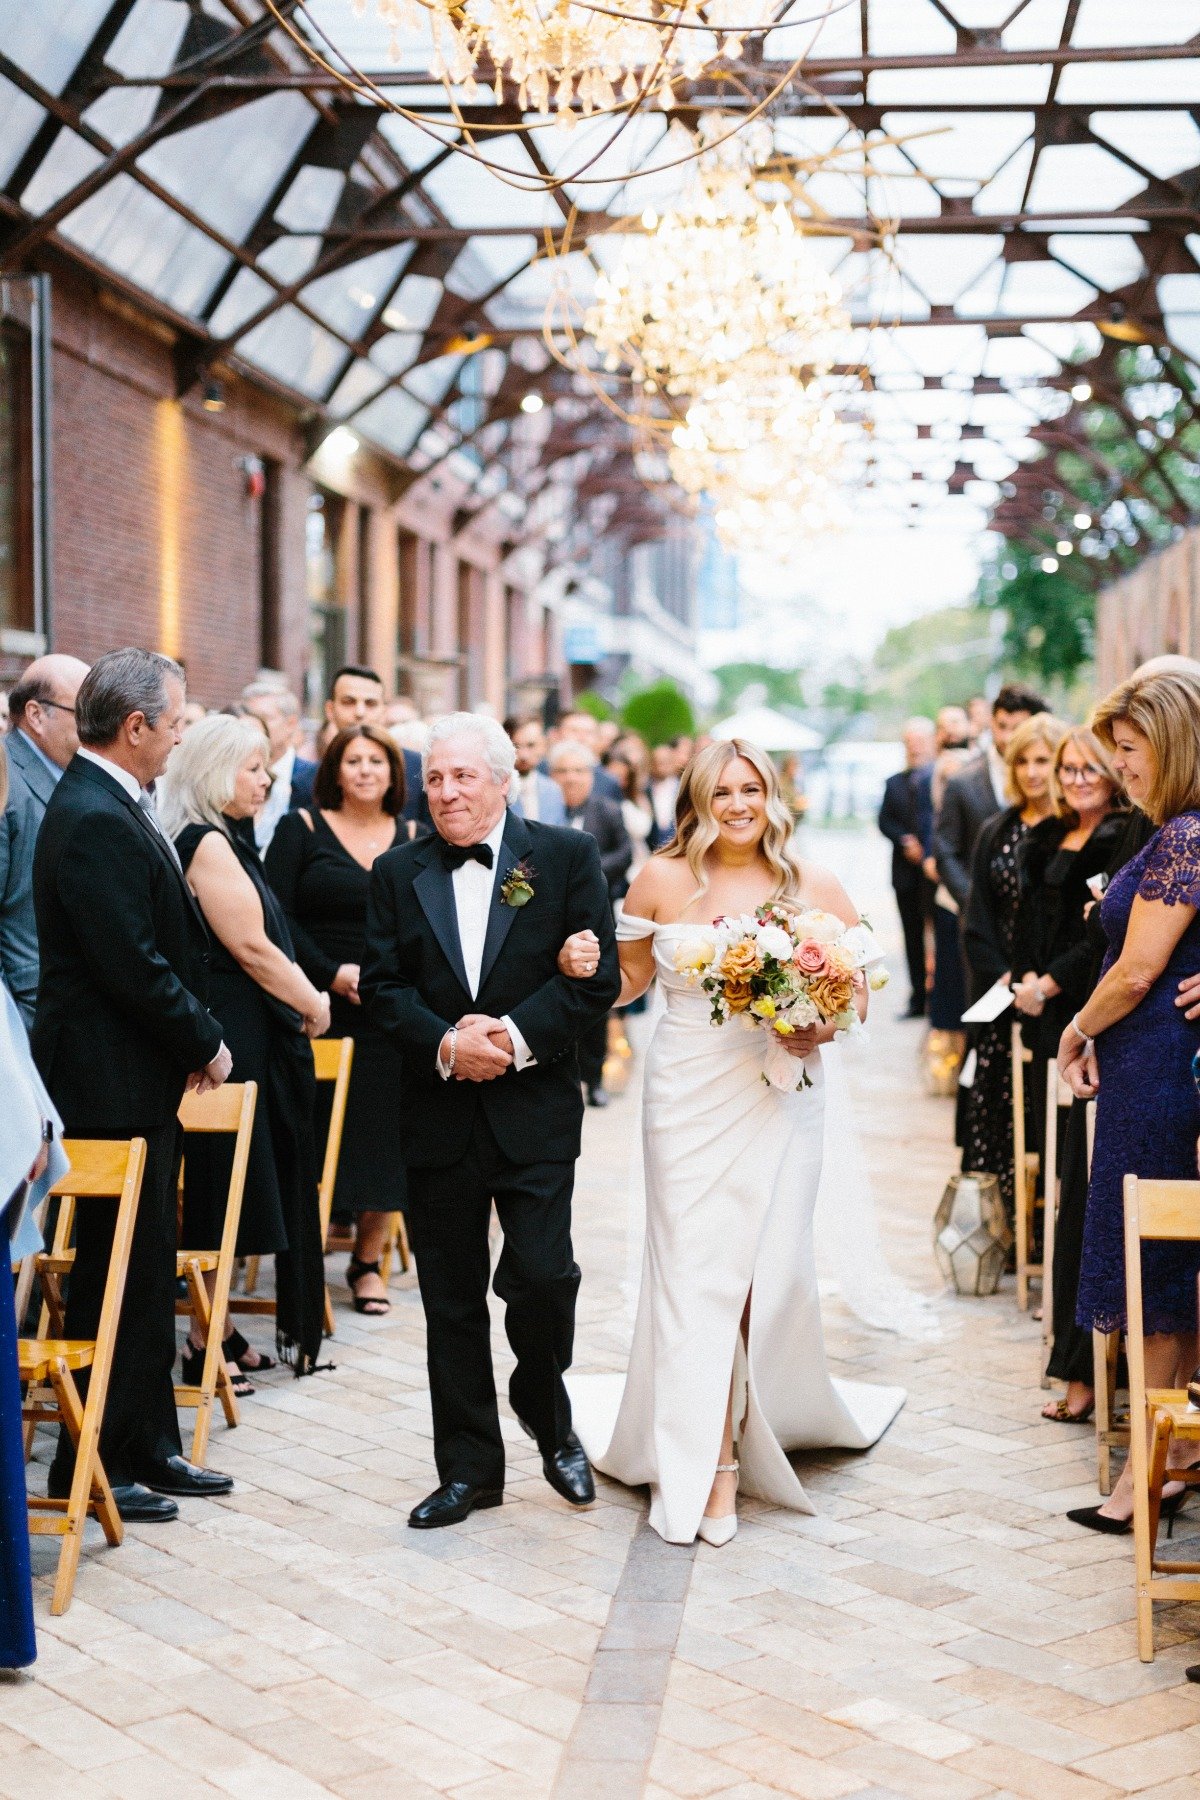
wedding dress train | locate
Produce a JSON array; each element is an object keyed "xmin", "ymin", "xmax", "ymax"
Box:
[{"xmin": 569, "ymin": 918, "xmax": 906, "ymax": 1545}]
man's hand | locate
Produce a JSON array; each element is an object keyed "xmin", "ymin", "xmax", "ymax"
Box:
[
  {"xmin": 1013, "ymin": 973, "xmax": 1044, "ymax": 1017},
  {"xmin": 922, "ymin": 855, "xmax": 938, "ymax": 883},
  {"xmin": 901, "ymin": 834, "xmax": 924, "ymax": 865},
  {"xmin": 190, "ymin": 1041, "xmax": 233, "ymax": 1094},
  {"xmin": 1178, "ymin": 973, "xmax": 1200, "ymax": 1021},
  {"xmin": 558, "ymin": 929, "xmax": 601, "ymax": 979},
  {"xmin": 449, "ymin": 1016, "xmax": 513, "ymax": 1081}
]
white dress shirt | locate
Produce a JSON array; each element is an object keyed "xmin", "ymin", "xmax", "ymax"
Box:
[
  {"xmin": 515, "ymin": 769, "xmax": 541, "ymax": 821},
  {"xmin": 437, "ymin": 813, "xmax": 535, "ymax": 1076},
  {"xmin": 255, "ymin": 744, "xmax": 295, "ymax": 853},
  {"xmin": 986, "ymin": 742, "xmax": 1007, "ymax": 809},
  {"xmin": 649, "ymin": 775, "xmax": 679, "ymax": 832}
]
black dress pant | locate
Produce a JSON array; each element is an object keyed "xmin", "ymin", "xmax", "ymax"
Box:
[
  {"xmin": 52, "ymin": 1119, "xmax": 184, "ymax": 1486},
  {"xmin": 894, "ymin": 879, "xmax": 927, "ymax": 1013},
  {"xmin": 1046, "ymin": 1096, "xmax": 1096, "ymax": 1386},
  {"xmin": 406, "ymin": 1112, "xmax": 579, "ymax": 1488},
  {"xmin": 578, "ymin": 1017, "xmax": 607, "ymax": 1091}
]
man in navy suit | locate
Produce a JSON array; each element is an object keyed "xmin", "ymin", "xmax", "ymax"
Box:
[{"xmin": 878, "ymin": 718, "xmax": 936, "ymax": 1018}]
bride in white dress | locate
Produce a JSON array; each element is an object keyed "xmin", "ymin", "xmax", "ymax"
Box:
[{"xmin": 561, "ymin": 739, "xmax": 905, "ymax": 1546}]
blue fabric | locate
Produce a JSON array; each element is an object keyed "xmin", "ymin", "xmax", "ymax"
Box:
[
  {"xmin": 1077, "ymin": 811, "xmax": 1200, "ymax": 1335},
  {"xmin": 0, "ymin": 1265, "xmax": 34, "ymax": 1668}
]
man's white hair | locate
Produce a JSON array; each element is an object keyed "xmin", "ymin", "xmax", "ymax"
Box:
[
  {"xmin": 423, "ymin": 712, "xmax": 516, "ymax": 785},
  {"xmin": 549, "ymin": 739, "xmax": 595, "ymax": 770}
]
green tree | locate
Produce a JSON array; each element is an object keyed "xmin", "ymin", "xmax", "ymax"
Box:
[
  {"xmin": 711, "ymin": 662, "xmax": 806, "ymax": 717},
  {"xmin": 570, "ymin": 689, "xmax": 617, "ymax": 722},
  {"xmin": 981, "ymin": 548, "xmax": 1094, "ymax": 685},
  {"xmin": 620, "ymin": 680, "xmax": 696, "ymax": 746}
]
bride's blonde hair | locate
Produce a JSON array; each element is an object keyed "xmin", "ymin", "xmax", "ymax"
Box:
[{"xmin": 662, "ymin": 738, "xmax": 804, "ymax": 903}]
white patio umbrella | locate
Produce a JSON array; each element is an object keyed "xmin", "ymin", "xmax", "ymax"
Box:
[{"xmin": 711, "ymin": 705, "xmax": 822, "ymax": 752}]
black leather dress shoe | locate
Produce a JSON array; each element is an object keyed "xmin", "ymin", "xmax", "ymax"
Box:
[
  {"xmin": 47, "ymin": 1469, "xmax": 179, "ymax": 1523},
  {"xmin": 542, "ymin": 1432, "xmax": 595, "ymax": 1507},
  {"xmin": 408, "ymin": 1481, "xmax": 503, "ymax": 1529},
  {"xmin": 586, "ymin": 1085, "xmax": 609, "ymax": 1108},
  {"xmin": 134, "ymin": 1456, "xmax": 233, "ymax": 1498}
]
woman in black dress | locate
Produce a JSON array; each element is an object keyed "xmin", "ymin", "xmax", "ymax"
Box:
[
  {"xmin": 1007, "ymin": 729, "xmax": 1126, "ymax": 1418},
  {"xmin": 160, "ymin": 714, "xmax": 331, "ymax": 1378},
  {"xmin": 961, "ymin": 713, "xmax": 1067, "ymax": 1222},
  {"xmin": 266, "ymin": 725, "xmax": 407, "ymax": 1316}
]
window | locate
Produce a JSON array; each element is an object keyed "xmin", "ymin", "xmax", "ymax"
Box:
[
  {"xmin": 305, "ymin": 488, "xmax": 346, "ymax": 710},
  {"xmin": 258, "ymin": 457, "xmax": 282, "ymax": 671},
  {"xmin": 0, "ymin": 323, "xmax": 34, "ymax": 643}
]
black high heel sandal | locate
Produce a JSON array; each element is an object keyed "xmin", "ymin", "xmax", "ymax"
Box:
[
  {"xmin": 224, "ymin": 1326, "xmax": 276, "ymax": 1374},
  {"xmin": 1067, "ymin": 1488, "xmax": 1191, "ymax": 1537},
  {"xmin": 347, "ymin": 1256, "xmax": 391, "ymax": 1316},
  {"xmin": 180, "ymin": 1339, "xmax": 254, "ymax": 1398}
]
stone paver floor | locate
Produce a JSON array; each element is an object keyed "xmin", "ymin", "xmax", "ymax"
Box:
[{"xmin": 6, "ymin": 827, "xmax": 1200, "ymax": 1798}]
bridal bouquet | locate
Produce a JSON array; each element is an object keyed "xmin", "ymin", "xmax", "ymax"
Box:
[{"xmin": 674, "ymin": 903, "xmax": 889, "ymax": 1091}]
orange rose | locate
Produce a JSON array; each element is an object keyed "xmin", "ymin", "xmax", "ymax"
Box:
[
  {"xmin": 807, "ymin": 971, "xmax": 855, "ymax": 1017},
  {"xmin": 724, "ymin": 979, "xmax": 754, "ymax": 1014},
  {"xmin": 719, "ymin": 941, "xmax": 762, "ymax": 983}
]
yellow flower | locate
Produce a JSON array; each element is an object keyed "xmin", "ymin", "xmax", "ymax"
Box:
[
  {"xmin": 674, "ymin": 934, "xmax": 716, "ymax": 974},
  {"xmin": 719, "ymin": 941, "xmax": 762, "ymax": 983},
  {"xmin": 772, "ymin": 1019, "xmax": 795, "ymax": 1036},
  {"xmin": 750, "ymin": 997, "xmax": 777, "ymax": 1021}
]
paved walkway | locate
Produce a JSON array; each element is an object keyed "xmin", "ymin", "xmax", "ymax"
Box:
[{"xmin": 6, "ymin": 828, "xmax": 1200, "ymax": 1798}]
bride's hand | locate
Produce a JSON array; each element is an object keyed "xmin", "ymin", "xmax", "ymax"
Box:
[
  {"xmin": 782, "ymin": 1024, "xmax": 820, "ymax": 1059},
  {"xmin": 559, "ymin": 929, "xmax": 601, "ymax": 979}
]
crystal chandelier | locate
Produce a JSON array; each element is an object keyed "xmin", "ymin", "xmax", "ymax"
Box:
[
  {"xmin": 360, "ymin": 0, "xmax": 778, "ymax": 118},
  {"xmin": 584, "ymin": 117, "xmax": 849, "ymax": 391}
]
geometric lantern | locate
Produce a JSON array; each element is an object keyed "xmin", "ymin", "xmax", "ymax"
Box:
[{"xmin": 934, "ymin": 1172, "xmax": 1012, "ymax": 1296}]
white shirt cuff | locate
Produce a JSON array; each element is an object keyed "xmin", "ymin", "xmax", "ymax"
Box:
[
  {"xmin": 436, "ymin": 1035, "xmax": 452, "ymax": 1079},
  {"xmin": 503, "ymin": 1015, "xmax": 536, "ymax": 1071}
]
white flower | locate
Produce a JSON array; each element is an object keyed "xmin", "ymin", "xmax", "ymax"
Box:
[
  {"xmin": 841, "ymin": 922, "xmax": 886, "ymax": 969},
  {"xmin": 781, "ymin": 994, "xmax": 819, "ymax": 1028},
  {"xmin": 792, "ymin": 908, "xmax": 844, "ymax": 944},
  {"xmin": 755, "ymin": 923, "xmax": 793, "ymax": 962}
]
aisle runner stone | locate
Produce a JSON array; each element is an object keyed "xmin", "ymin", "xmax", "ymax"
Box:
[{"xmin": 6, "ymin": 827, "xmax": 1200, "ymax": 1798}]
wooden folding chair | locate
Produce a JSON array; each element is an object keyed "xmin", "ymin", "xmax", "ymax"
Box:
[
  {"xmin": 1040, "ymin": 1060, "xmax": 1076, "ymax": 1386},
  {"xmin": 175, "ymin": 1081, "xmax": 257, "ymax": 1465},
  {"xmin": 1011, "ymin": 1022, "xmax": 1041, "ymax": 1310},
  {"xmin": 1124, "ymin": 1175, "xmax": 1200, "ymax": 1660},
  {"xmin": 237, "ymin": 1037, "xmax": 354, "ymax": 1336},
  {"xmin": 380, "ymin": 1209, "xmax": 411, "ymax": 1288},
  {"xmin": 1086, "ymin": 1101, "xmax": 1131, "ymax": 1495},
  {"xmin": 20, "ymin": 1138, "xmax": 147, "ymax": 1615}
]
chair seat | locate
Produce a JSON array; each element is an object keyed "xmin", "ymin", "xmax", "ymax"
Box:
[
  {"xmin": 177, "ymin": 1250, "xmax": 219, "ymax": 1273},
  {"xmin": 18, "ymin": 1339, "xmax": 95, "ymax": 1379},
  {"xmin": 1147, "ymin": 1389, "xmax": 1200, "ymax": 1435},
  {"xmin": 37, "ymin": 1253, "xmax": 74, "ymax": 1275}
]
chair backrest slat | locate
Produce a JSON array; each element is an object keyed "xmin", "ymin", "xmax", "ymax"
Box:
[
  {"xmin": 178, "ymin": 1082, "xmax": 254, "ymax": 1134},
  {"xmin": 1126, "ymin": 1178, "xmax": 1200, "ymax": 1241}
]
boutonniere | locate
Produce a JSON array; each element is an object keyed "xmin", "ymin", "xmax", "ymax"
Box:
[{"xmin": 499, "ymin": 858, "xmax": 537, "ymax": 908}]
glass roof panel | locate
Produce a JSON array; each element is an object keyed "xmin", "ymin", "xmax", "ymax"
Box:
[
  {"xmin": 999, "ymin": 261, "xmax": 1097, "ymax": 317},
  {"xmin": 1089, "ymin": 112, "xmax": 1200, "ymax": 181},
  {"xmin": 884, "ymin": 113, "xmax": 1033, "ymax": 186},
  {"xmin": 1056, "ymin": 61, "xmax": 1200, "ymax": 105},
  {"xmin": 1165, "ymin": 315, "xmax": 1200, "ymax": 366},
  {"xmin": 327, "ymin": 360, "xmax": 389, "ymax": 419},
  {"xmin": 20, "ymin": 129, "xmax": 105, "ymax": 216},
  {"xmin": 59, "ymin": 173, "xmax": 232, "ymax": 315},
  {"xmin": 445, "ymin": 237, "xmax": 536, "ymax": 301},
  {"xmin": 1025, "ymin": 145, "xmax": 1147, "ymax": 214},
  {"xmin": 303, "ymin": 245, "xmax": 412, "ymax": 337},
  {"xmin": 891, "ymin": 235, "xmax": 1005, "ymax": 305},
  {"xmin": 1049, "ymin": 232, "xmax": 1144, "ymax": 291},
  {"xmin": 1, "ymin": 0, "xmax": 116, "ymax": 92},
  {"xmin": 1071, "ymin": 0, "xmax": 1200, "ymax": 45},
  {"xmin": 104, "ymin": 0, "xmax": 190, "ymax": 79},
  {"xmin": 982, "ymin": 334, "xmax": 1062, "ymax": 378},
  {"xmin": 275, "ymin": 166, "xmax": 344, "ymax": 234},
  {"xmin": 207, "ymin": 267, "xmax": 274, "ymax": 337},
  {"xmin": 1157, "ymin": 275, "xmax": 1200, "ymax": 315},
  {"xmin": 257, "ymin": 235, "xmax": 322, "ymax": 284},
  {"xmin": 136, "ymin": 93, "xmax": 318, "ymax": 243},
  {"xmin": 370, "ymin": 332, "xmax": 423, "ymax": 375},
  {"xmin": 775, "ymin": 0, "xmax": 861, "ymax": 56},
  {"xmin": 1001, "ymin": 0, "xmax": 1070, "ymax": 49},
  {"xmin": 236, "ymin": 304, "xmax": 347, "ymax": 398},
  {"xmin": 0, "ymin": 79, "xmax": 46, "ymax": 188},
  {"xmin": 380, "ymin": 273, "xmax": 443, "ymax": 335},
  {"xmin": 973, "ymin": 140, "xmax": 1035, "ymax": 216},
  {"xmin": 378, "ymin": 113, "xmax": 446, "ymax": 174},
  {"xmin": 866, "ymin": 0, "xmax": 957, "ymax": 54},
  {"xmin": 355, "ymin": 388, "xmax": 431, "ymax": 457},
  {"xmin": 80, "ymin": 86, "xmax": 160, "ymax": 149},
  {"xmin": 869, "ymin": 65, "xmax": 1052, "ymax": 106},
  {"xmin": 403, "ymin": 353, "xmax": 462, "ymax": 406},
  {"xmin": 418, "ymin": 139, "xmax": 563, "ymax": 230}
]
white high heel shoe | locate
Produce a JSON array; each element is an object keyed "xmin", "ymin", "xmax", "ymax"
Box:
[{"xmin": 697, "ymin": 1462, "xmax": 739, "ymax": 1547}]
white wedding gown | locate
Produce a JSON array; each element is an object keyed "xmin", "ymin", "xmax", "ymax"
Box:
[{"xmin": 569, "ymin": 918, "xmax": 906, "ymax": 1545}]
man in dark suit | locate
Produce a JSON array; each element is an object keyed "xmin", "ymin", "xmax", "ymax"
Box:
[
  {"xmin": 550, "ymin": 740, "xmax": 632, "ymax": 1104},
  {"xmin": 878, "ymin": 718, "xmax": 935, "ymax": 1018},
  {"xmin": 0, "ymin": 653, "xmax": 89, "ymax": 1025},
  {"xmin": 241, "ymin": 681, "xmax": 319, "ymax": 852},
  {"xmin": 933, "ymin": 683, "xmax": 1047, "ymax": 909},
  {"xmin": 33, "ymin": 648, "xmax": 234, "ymax": 1522},
  {"xmin": 362, "ymin": 712, "xmax": 620, "ymax": 1530},
  {"xmin": 557, "ymin": 710, "xmax": 623, "ymax": 802}
]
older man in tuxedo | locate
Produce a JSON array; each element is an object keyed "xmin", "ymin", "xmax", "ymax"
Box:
[
  {"xmin": 0, "ymin": 654, "xmax": 89, "ymax": 1024},
  {"xmin": 363, "ymin": 712, "xmax": 620, "ymax": 1529},
  {"xmin": 34, "ymin": 648, "xmax": 234, "ymax": 1521}
]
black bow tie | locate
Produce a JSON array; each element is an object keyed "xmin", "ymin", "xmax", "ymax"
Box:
[{"xmin": 440, "ymin": 839, "xmax": 494, "ymax": 872}]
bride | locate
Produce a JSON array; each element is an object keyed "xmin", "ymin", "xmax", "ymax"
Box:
[{"xmin": 560, "ymin": 739, "xmax": 905, "ymax": 1546}]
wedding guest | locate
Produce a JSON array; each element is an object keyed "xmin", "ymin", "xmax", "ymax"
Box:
[
  {"xmin": 160, "ymin": 714, "xmax": 330, "ymax": 1377},
  {"xmin": 878, "ymin": 717, "xmax": 935, "ymax": 1019},
  {"xmin": 34, "ymin": 649, "xmax": 233, "ymax": 1520},
  {"xmin": 934, "ymin": 683, "xmax": 1048, "ymax": 910},
  {"xmin": 0, "ymin": 655, "xmax": 89, "ymax": 1026},
  {"xmin": 241, "ymin": 681, "xmax": 317, "ymax": 853},
  {"xmin": 325, "ymin": 665, "xmax": 427, "ymax": 832},
  {"xmin": 1061, "ymin": 669, "xmax": 1200, "ymax": 1532},
  {"xmin": 558, "ymin": 711, "xmax": 622, "ymax": 801},
  {"xmin": 551, "ymin": 742, "xmax": 632, "ymax": 1107},
  {"xmin": 927, "ymin": 745, "xmax": 972, "ymax": 1040},
  {"xmin": 967, "ymin": 696, "xmax": 991, "ymax": 748},
  {"xmin": 961, "ymin": 713, "xmax": 1067, "ymax": 1222},
  {"xmin": 506, "ymin": 714, "xmax": 567, "ymax": 825},
  {"xmin": 605, "ymin": 747, "xmax": 654, "ymax": 874},
  {"xmin": 266, "ymin": 725, "xmax": 409, "ymax": 1316},
  {"xmin": 181, "ymin": 699, "xmax": 208, "ymax": 732},
  {"xmin": 647, "ymin": 742, "xmax": 681, "ymax": 851}
]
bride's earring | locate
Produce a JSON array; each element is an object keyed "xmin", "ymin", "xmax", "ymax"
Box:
[{"xmin": 697, "ymin": 1462, "xmax": 739, "ymax": 1547}]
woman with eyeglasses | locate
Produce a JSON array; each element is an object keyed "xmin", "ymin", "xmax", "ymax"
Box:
[{"xmin": 1008, "ymin": 730, "xmax": 1127, "ymax": 1421}]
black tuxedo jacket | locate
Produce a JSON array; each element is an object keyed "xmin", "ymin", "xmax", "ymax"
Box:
[
  {"xmin": 31, "ymin": 756, "xmax": 223, "ymax": 1135},
  {"xmin": 567, "ymin": 794, "xmax": 633, "ymax": 903},
  {"xmin": 933, "ymin": 756, "xmax": 1001, "ymax": 910},
  {"xmin": 878, "ymin": 766, "xmax": 934, "ymax": 894},
  {"xmin": 361, "ymin": 810, "xmax": 620, "ymax": 1168}
]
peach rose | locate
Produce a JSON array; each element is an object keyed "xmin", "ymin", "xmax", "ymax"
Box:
[
  {"xmin": 719, "ymin": 941, "xmax": 762, "ymax": 983},
  {"xmin": 724, "ymin": 980, "xmax": 754, "ymax": 1014},
  {"xmin": 794, "ymin": 939, "xmax": 828, "ymax": 975},
  {"xmin": 807, "ymin": 971, "xmax": 855, "ymax": 1017}
]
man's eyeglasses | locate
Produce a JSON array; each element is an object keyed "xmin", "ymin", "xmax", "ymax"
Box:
[{"xmin": 32, "ymin": 699, "xmax": 76, "ymax": 716}]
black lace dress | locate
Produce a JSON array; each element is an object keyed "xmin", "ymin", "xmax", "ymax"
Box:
[
  {"xmin": 961, "ymin": 806, "xmax": 1028, "ymax": 1220},
  {"xmin": 176, "ymin": 816, "xmax": 325, "ymax": 1373}
]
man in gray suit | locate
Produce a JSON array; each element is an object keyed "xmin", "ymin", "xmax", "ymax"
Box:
[{"xmin": 0, "ymin": 654, "xmax": 89, "ymax": 1024}]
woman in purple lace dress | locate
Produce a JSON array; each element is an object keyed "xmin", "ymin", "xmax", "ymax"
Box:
[{"xmin": 1060, "ymin": 669, "xmax": 1200, "ymax": 1533}]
